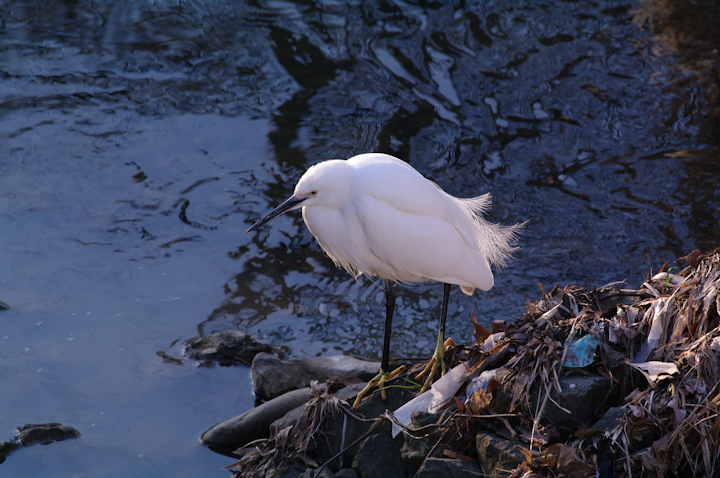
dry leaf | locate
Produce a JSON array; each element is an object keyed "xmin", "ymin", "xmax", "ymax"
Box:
[
  {"xmin": 470, "ymin": 311, "xmax": 491, "ymax": 345},
  {"xmin": 466, "ymin": 388, "xmax": 493, "ymax": 414},
  {"xmin": 664, "ymin": 149, "xmax": 700, "ymax": 158}
]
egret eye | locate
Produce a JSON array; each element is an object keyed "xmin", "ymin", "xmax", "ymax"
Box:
[{"xmin": 309, "ymin": 190, "xmax": 317, "ymax": 196}]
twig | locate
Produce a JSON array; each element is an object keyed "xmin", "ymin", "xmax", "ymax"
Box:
[
  {"xmin": 338, "ymin": 413, "xmax": 347, "ymax": 468},
  {"xmin": 452, "ymin": 413, "xmax": 524, "ymax": 419}
]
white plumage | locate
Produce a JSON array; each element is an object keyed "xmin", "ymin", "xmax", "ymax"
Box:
[
  {"xmin": 247, "ymin": 152, "xmax": 522, "ymax": 397},
  {"xmin": 285, "ymin": 153, "xmax": 519, "ymax": 293}
]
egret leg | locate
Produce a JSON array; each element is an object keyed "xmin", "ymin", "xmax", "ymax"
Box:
[
  {"xmin": 381, "ymin": 279, "xmax": 395, "ymax": 372},
  {"xmin": 439, "ymin": 282, "xmax": 450, "ymax": 350},
  {"xmin": 417, "ymin": 283, "xmax": 452, "ymax": 393},
  {"xmin": 352, "ymin": 280, "xmax": 406, "ymax": 409}
]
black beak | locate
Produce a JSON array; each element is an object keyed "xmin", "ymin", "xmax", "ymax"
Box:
[{"xmin": 246, "ymin": 195, "xmax": 306, "ymax": 233}]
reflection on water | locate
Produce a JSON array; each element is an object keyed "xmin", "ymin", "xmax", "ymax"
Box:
[
  {"xmin": 210, "ymin": 0, "xmax": 718, "ymax": 358},
  {"xmin": 1, "ymin": 0, "xmax": 719, "ymax": 475},
  {"xmin": 631, "ymin": 0, "xmax": 720, "ymax": 247}
]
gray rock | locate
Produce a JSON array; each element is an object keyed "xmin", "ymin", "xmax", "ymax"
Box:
[
  {"xmin": 279, "ymin": 465, "xmax": 305, "ymax": 478},
  {"xmin": 400, "ymin": 432, "xmax": 432, "ymax": 468},
  {"xmin": 591, "ymin": 406, "xmax": 656, "ymax": 451},
  {"xmin": 1, "ymin": 423, "xmax": 80, "ymax": 462},
  {"xmin": 416, "ymin": 457, "xmax": 485, "ymax": 478},
  {"xmin": 494, "ymin": 369, "xmax": 615, "ymax": 429},
  {"xmin": 332, "ymin": 469, "xmax": 359, "ymax": 478},
  {"xmin": 352, "ymin": 420, "xmax": 408, "ymax": 478},
  {"xmin": 400, "ymin": 410, "xmax": 455, "ymax": 467},
  {"xmin": 531, "ymin": 373, "xmax": 615, "ymax": 428},
  {"xmin": 269, "ymin": 401, "xmax": 307, "ymax": 436},
  {"xmin": 317, "ymin": 384, "xmax": 412, "ymax": 475},
  {"xmin": 252, "ymin": 353, "xmax": 380, "ymax": 401},
  {"xmin": 184, "ymin": 330, "xmax": 273, "ymax": 365},
  {"xmin": 492, "ymin": 367, "xmax": 517, "ymax": 412},
  {"xmin": 299, "ymin": 467, "xmax": 334, "ymax": 478},
  {"xmin": 269, "ymin": 384, "xmax": 367, "ymax": 436},
  {"xmin": 475, "ymin": 432, "xmax": 526, "ymax": 477},
  {"xmin": 16, "ymin": 423, "xmax": 80, "ymax": 446},
  {"xmin": 201, "ymin": 387, "xmax": 313, "ymax": 447},
  {"xmin": 588, "ymin": 406, "xmax": 625, "ymax": 433},
  {"xmin": 0, "ymin": 440, "xmax": 19, "ymax": 458}
]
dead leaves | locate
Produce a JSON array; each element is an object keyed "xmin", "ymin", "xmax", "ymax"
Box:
[
  {"xmin": 230, "ymin": 251, "xmax": 720, "ymax": 478},
  {"xmin": 498, "ymin": 251, "xmax": 720, "ymax": 477},
  {"xmin": 470, "ymin": 311, "xmax": 491, "ymax": 345},
  {"xmin": 510, "ymin": 444, "xmax": 594, "ymax": 478},
  {"xmin": 230, "ymin": 381, "xmax": 347, "ymax": 478},
  {"xmin": 465, "ymin": 388, "xmax": 493, "ymax": 415}
]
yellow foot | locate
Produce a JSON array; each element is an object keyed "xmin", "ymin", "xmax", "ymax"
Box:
[
  {"xmin": 352, "ymin": 365, "xmax": 406, "ymax": 409},
  {"xmin": 415, "ymin": 337, "xmax": 454, "ymax": 394}
]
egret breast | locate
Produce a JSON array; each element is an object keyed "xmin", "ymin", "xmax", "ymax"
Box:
[{"xmin": 302, "ymin": 205, "xmax": 369, "ymax": 279}]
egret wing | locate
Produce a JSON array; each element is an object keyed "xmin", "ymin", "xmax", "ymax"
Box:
[
  {"xmin": 352, "ymin": 196, "xmax": 493, "ymax": 291},
  {"xmin": 348, "ymin": 154, "xmax": 482, "ymax": 253}
]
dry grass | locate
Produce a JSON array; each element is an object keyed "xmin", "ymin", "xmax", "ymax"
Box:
[{"xmin": 230, "ymin": 249, "xmax": 720, "ymax": 478}]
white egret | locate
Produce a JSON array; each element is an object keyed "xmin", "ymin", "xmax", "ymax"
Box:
[{"xmin": 247, "ymin": 153, "xmax": 522, "ymax": 406}]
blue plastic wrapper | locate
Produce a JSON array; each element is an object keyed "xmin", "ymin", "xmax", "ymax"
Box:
[{"xmin": 563, "ymin": 334, "xmax": 600, "ymax": 368}]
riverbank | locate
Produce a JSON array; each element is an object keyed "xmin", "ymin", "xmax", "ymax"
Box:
[{"xmin": 207, "ymin": 248, "xmax": 720, "ymax": 478}]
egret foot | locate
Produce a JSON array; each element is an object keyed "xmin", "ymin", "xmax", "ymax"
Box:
[
  {"xmin": 416, "ymin": 336, "xmax": 454, "ymax": 394},
  {"xmin": 352, "ymin": 365, "xmax": 406, "ymax": 409}
]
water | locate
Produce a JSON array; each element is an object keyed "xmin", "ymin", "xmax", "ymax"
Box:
[{"xmin": 1, "ymin": 0, "xmax": 718, "ymax": 475}]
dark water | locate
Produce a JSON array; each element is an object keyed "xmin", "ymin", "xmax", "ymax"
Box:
[{"xmin": 1, "ymin": 0, "xmax": 718, "ymax": 475}]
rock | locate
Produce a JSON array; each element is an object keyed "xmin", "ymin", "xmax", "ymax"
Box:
[
  {"xmin": 400, "ymin": 431, "xmax": 433, "ymax": 468},
  {"xmin": 0, "ymin": 440, "xmax": 20, "ymax": 459},
  {"xmin": 299, "ymin": 467, "xmax": 334, "ymax": 478},
  {"xmin": 416, "ymin": 457, "xmax": 485, "ymax": 478},
  {"xmin": 531, "ymin": 373, "xmax": 615, "ymax": 428},
  {"xmin": 201, "ymin": 387, "xmax": 314, "ymax": 447},
  {"xmin": 494, "ymin": 369, "xmax": 615, "ymax": 429},
  {"xmin": 332, "ymin": 469, "xmax": 359, "ymax": 478},
  {"xmin": 594, "ymin": 406, "xmax": 656, "ymax": 451},
  {"xmin": 184, "ymin": 330, "xmax": 273, "ymax": 365},
  {"xmin": 492, "ymin": 367, "xmax": 516, "ymax": 411},
  {"xmin": 400, "ymin": 410, "xmax": 455, "ymax": 467},
  {"xmin": 317, "ymin": 383, "xmax": 412, "ymax": 475},
  {"xmin": 475, "ymin": 432, "xmax": 527, "ymax": 476},
  {"xmin": 221, "ymin": 382, "xmax": 402, "ymax": 477},
  {"xmin": 588, "ymin": 406, "xmax": 625, "ymax": 434},
  {"xmin": 269, "ymin": 384, "xmax": 367, "ymax": 436},
  {"xmin": 352, "ymin": 420, "xmax": 408, "ymax": 478},
  {"xmin": 252, "ymin": 353, "xmax": 380, "ymax": 401},
  {"xmin": 16, "ymin": 423, "xmax": 80, "ymax": 446},
  {"xmin": 1, "ymin": 423, "xmax": 80, "ymax": 463},
  {"xmin": 279, "ymin": 465, "xmax": 305, "ymax": 478},
  {"xmin": 269, "ymin": 401, "xmax": 307, "ymax": 436}
]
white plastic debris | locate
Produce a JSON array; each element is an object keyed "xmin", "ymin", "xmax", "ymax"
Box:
[
  {"xmin": 465, "ymin": 369, "xmax": 498, "ymax": 397},
  {"xmin": 390, "ymin": 361, "xmax": 469, "ymax": 437},
  {"xmin": 629, "ymin": 361, "xmax": 679, "ymax": 387}
]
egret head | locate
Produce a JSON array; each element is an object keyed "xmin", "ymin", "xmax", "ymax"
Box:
[
  {"xmin": 293, "ymin": 160, "xmax": 351, "ymax": 208},
  {"xmin": 246, "ymin": 159, "xmax": 351, "ymax": 232}
]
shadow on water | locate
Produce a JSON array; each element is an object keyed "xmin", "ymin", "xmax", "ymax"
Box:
[{"xmin": 1, "ymin": 0, "xmax": 719, "ymax": 475}]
